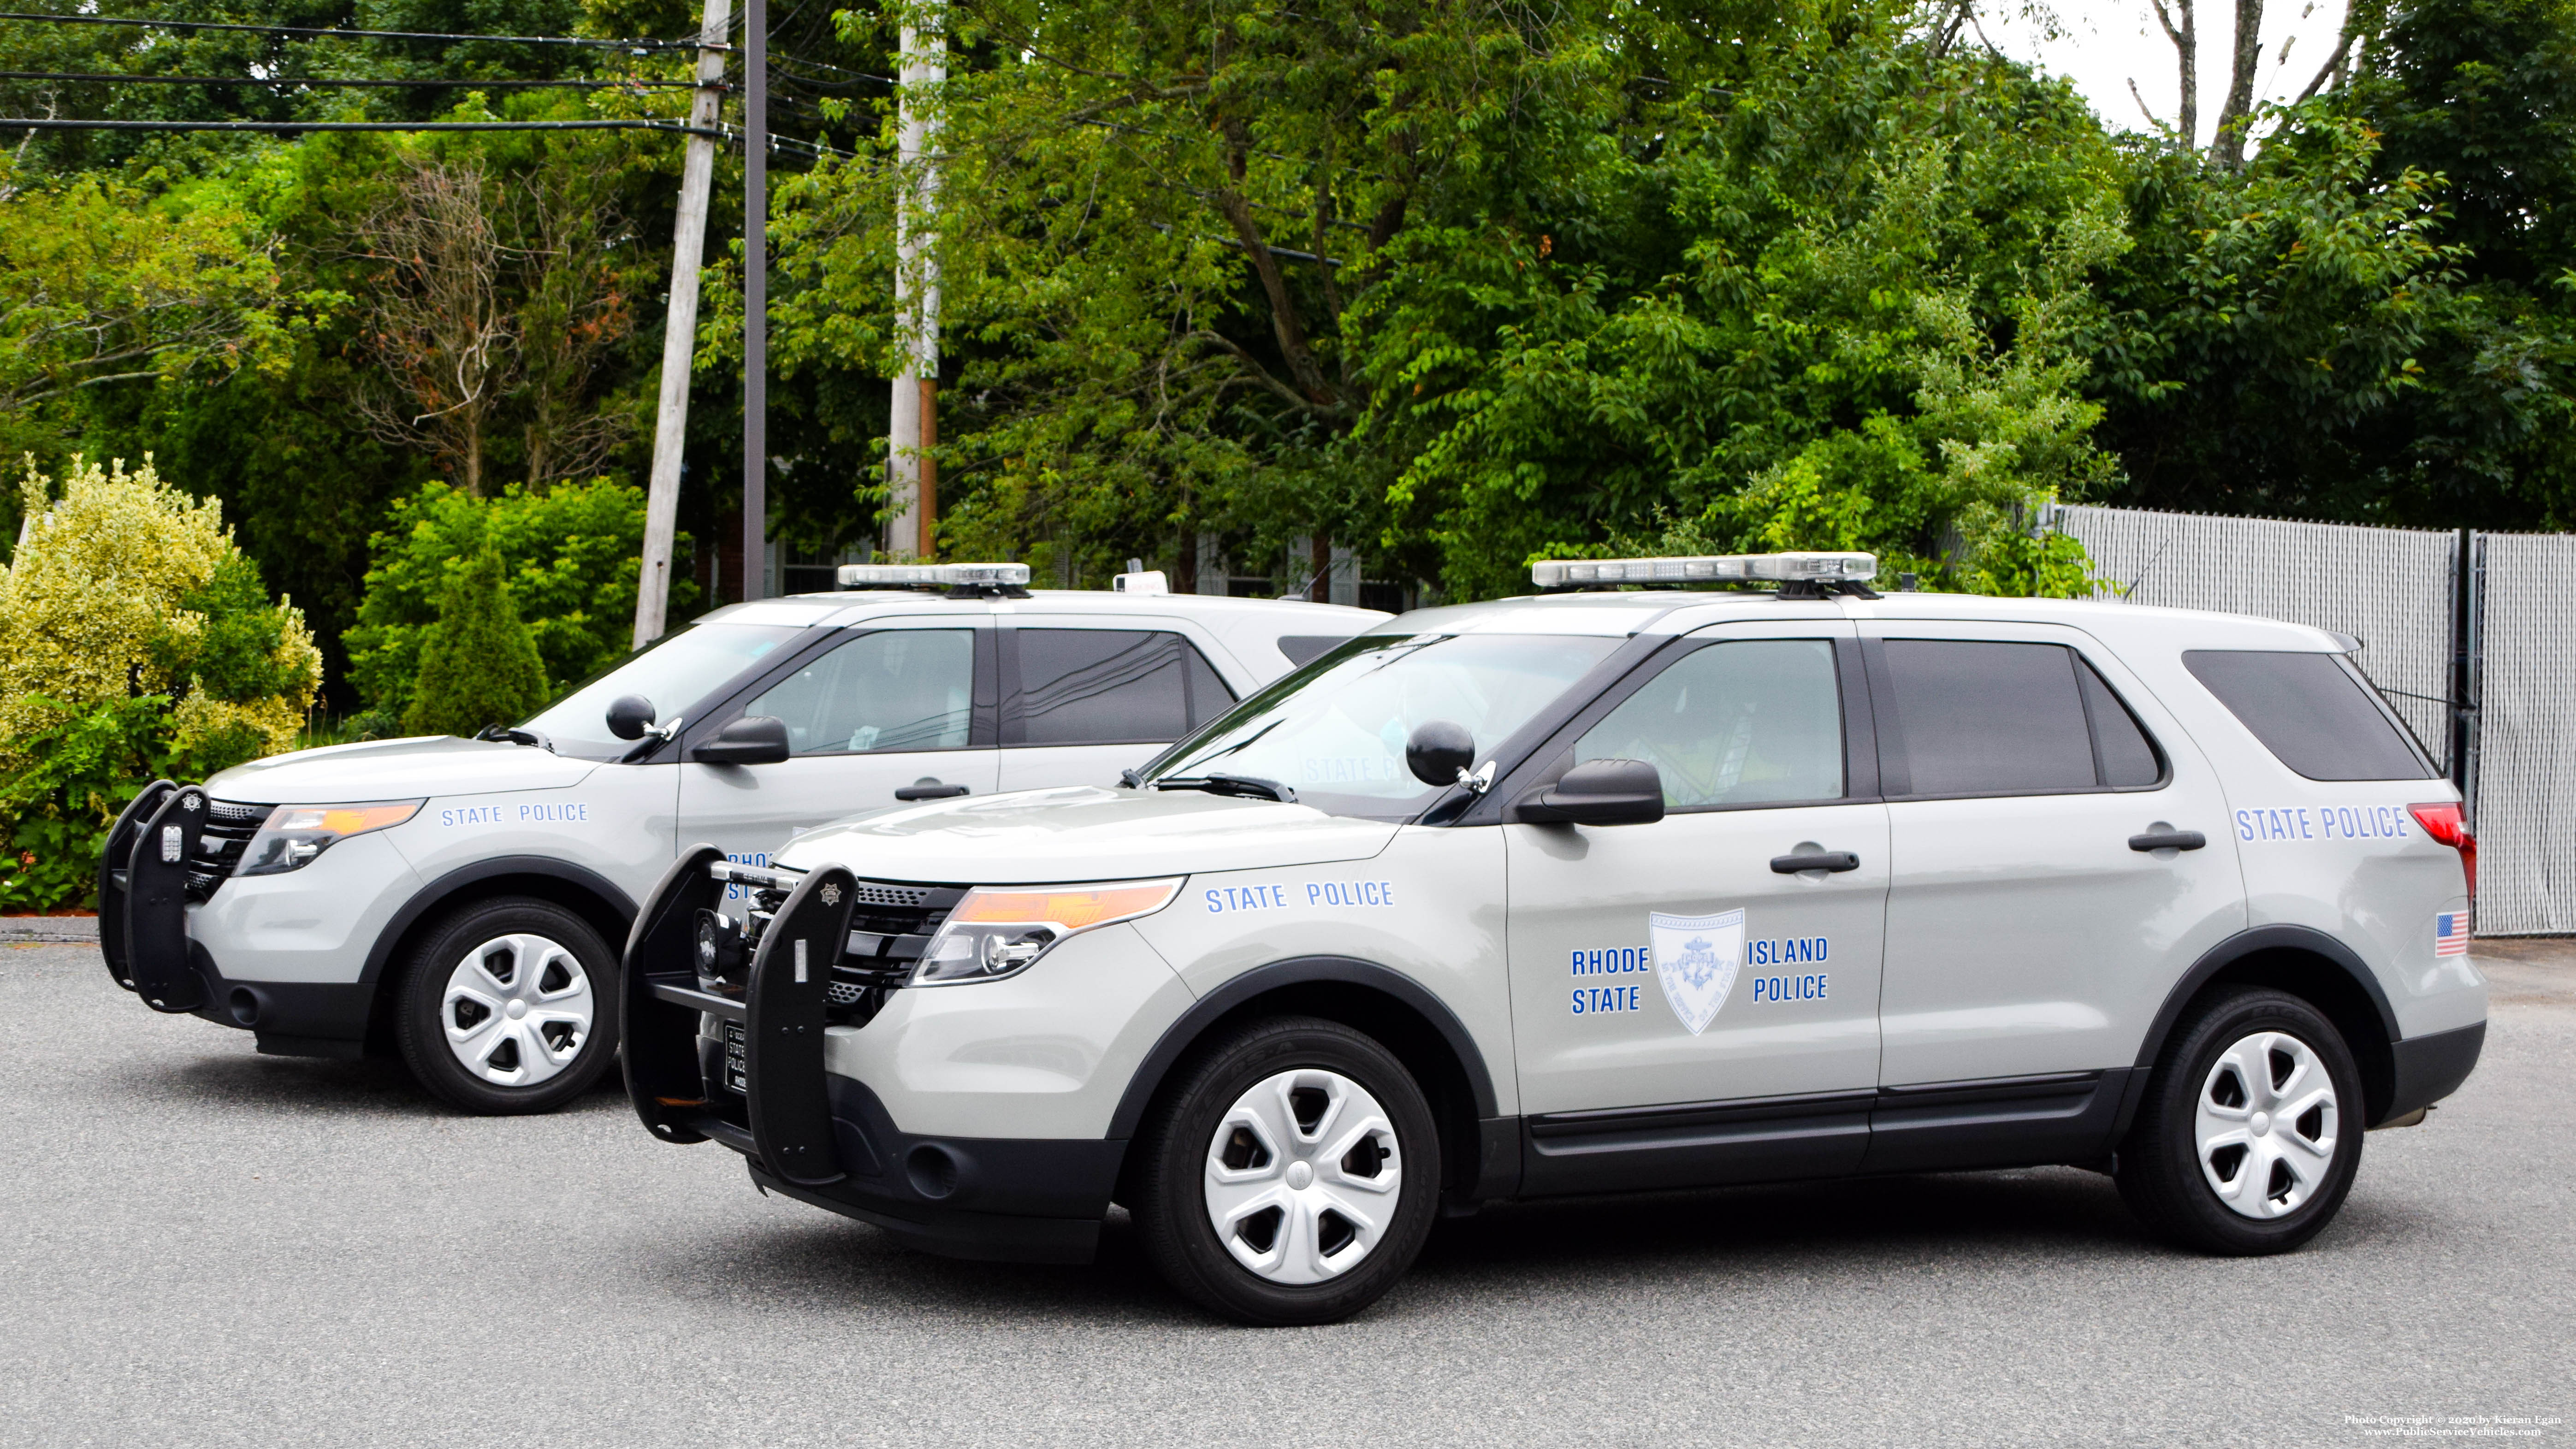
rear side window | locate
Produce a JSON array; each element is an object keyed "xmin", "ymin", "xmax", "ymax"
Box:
[
  {"xmin": 1015, "ymin": 629, "xmax": 1233, "ymax": 745},
  {"xmin": 1880, "ymin": 640, "xmax": 2166, "ymax": 796},
  {"xmin": 2183, "ymin": 650, "xmax": 2433, "ymax": 781}
]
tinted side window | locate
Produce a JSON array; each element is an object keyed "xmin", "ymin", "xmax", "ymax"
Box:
[
  {"xmin": 1185, "ymin": 649, "xmax": 1237, "ymax": 728},
  {"xmin": 744, "ymin": 629, "xmax": 975, "ymax": 755},
  {"xmin": 1017, "ymin": 629, "xmax": 1230, "ymax": 745},
  {"xmin": 2079, "ymin": 661, "xmax": 2164, "ymax": 787},
  {"xmin": 2183, "ymin": 650, "xmax": 2433, "ymax": 781},
  {"xmin": 1576, "ymin": 639, "xmax": 1844, "ymax": 808},
  {"xmin": 1883, "ymin": 640, "xmax": 2097, "ymax": 795}
]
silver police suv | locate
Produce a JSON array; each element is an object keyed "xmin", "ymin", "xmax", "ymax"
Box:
[
  {"xmin": 622, "ymin": 552, "xmax": 2485, "ymax": 1325},
  {"xmin": 98, "ymin": 565, "xmax": 1384, "ymax": 1113}
]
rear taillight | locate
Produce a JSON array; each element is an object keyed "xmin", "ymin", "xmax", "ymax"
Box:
[{"xmin": 2410, "ymin": 802, "xmax": 2476, "ymax": 899}]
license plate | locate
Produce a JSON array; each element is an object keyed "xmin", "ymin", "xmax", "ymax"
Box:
[{"xmin": 722, "ymin": 1019, "xmax": 749, "ymax": 1094}]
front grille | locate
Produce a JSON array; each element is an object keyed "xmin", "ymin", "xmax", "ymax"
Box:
[
  {"xmin": 829, "ymin": 881, "xmax": 965, "ymax": 1021},
  {"xmin": 187, "ymin": 798, "xmax": 269, "ymax": 900}
]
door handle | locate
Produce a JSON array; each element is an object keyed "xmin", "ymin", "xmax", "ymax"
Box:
[
  {"xmin": 2128, "ymin": 829, "xmax": 2207, "ymax": 852},
  {"xmin": 1771, "ymin": 851, "xmax": 1860, "ymax": 874},
  {"xmin": 895, "ymin": 780, "xmax": 971, "ymax": 801}
]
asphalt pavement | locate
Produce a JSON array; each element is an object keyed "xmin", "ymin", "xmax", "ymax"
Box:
[{"xmin": 2, "ymin": 940, "xmax": 2569, "ymax": 1448}]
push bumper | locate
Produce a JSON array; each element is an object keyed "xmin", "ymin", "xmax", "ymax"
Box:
[
  {"xmin": 97, "ymin": 781, "xmax": 377, "ymax": 1059},
  {"xmin": 621, "ymin": 846, "xmax": 1121, "ymax": 1265}
]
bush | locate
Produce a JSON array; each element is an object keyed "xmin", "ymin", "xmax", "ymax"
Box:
[
  {"xmin": 404, "ymin": 548, "xmax": 549, "ymax": 737},
  {"xmin": 344, "ymin": 479, "xmax": 689, "ymax": 721},
  {"xmin": 0, "ymin": 455, "xmax": 321, "ymax": 910}
]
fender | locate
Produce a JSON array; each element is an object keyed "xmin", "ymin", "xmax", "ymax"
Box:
[
  {"xmin": 2115, "ymin": 923, "xmax": 2403, "ymax": 1136},
  {"xmin": 361, "ymin": 855, "xmax": 640, "ymax": 988},
  {"xmin": 1105, "ymin": 954, "xmax": 1500, "ymax": 1141}
]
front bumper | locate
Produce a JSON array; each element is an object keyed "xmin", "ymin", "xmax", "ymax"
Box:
[
  {"xmin": 621, "ymin": 846, "xmax": 1122, "ymax": 1265},
  {"xmin": 99, "ymin": 781, "xmax": 405, "ymax": 1058}
]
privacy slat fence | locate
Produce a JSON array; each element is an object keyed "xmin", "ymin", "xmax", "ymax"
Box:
[{"xmin": 2048, "ymin": 504, "xmax": 2571, "ymax": 936}]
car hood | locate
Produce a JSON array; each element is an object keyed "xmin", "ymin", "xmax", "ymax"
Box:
[
  {"xmin": 206, "ymin": 735, "xmax": 598, "ymax": 804},
  {"xmin": 770, "ymin": 786, "xmax": 1401, "ymax": 884}
]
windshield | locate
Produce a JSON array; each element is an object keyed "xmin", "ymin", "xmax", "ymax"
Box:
[
  {"xmin": 523, "ymin": 623, "xmax": 803, "ymax": 759},
  {"xmin": 1146, "ymin": 633, "xmax": 1621, "ymax": 819}
]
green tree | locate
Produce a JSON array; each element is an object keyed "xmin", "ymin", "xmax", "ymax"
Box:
[
  {"xmin": 403, "ymin": 546, "xmax": 547, "ymax": 736},
  {"xmin": 345, "ymin": 477, "xmax": 683, "ymax": 722}
]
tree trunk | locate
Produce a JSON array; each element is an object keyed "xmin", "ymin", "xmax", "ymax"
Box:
[
  {"xmin": 2150, "ymin": 0, "xmax": 2199, "ymax": 149},
  {"xmin": 2210, "ymin": 0, "xmax": 2268, "ymax": 167}
]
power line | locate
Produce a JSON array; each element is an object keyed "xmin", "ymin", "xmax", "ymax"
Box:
[
  {"xmin": 0, "ymin": 11, "xmax": 711, "ymax": 52},
  {"xmin": 0, "ymin": 71, "xmax": 709, "ymax": 89},
  {"xmin": 2, "ymin": 117, "xmax": 725, "ymax": 137}
]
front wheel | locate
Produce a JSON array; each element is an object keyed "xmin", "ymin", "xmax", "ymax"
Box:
[
  {"xmin": 2117, "ymin": 987, "xmax": 2365, "ymax": 1255},
  {"xmin": 391, "ymin": 896, "xmax": 619, "ymax": 1115},
  {"xmin": 1131, "ymin": 1016, "xmax": 1440, "ymax": 1326}
]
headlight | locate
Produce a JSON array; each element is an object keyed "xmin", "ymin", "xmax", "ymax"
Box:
[
  {"xmin": 236, "ymin": 800, "xmax": 424, "ymax": 876},
  {"xmin": 913, "ymin": 878, "xmax": 1183, "ymax": 986}
]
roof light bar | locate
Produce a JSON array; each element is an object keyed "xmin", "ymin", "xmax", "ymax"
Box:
[
  {"xmin": 1529, "ymin": 552, "xmax": 1878, "ymax": 588},
  {"xmin": 837, "ymin": 562, "xmax": 1032, "ymax": 590}
]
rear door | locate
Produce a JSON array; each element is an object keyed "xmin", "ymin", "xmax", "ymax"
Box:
[
  {"xmin": 676, "ymin": 617, "xmax": 999, "ymax": 880},
  {"xmin": 994, "ymin": 619, "xmax": 1241, "ymax": 792},
  {"xmin": 1862, "ymin": 621, "xmax": 2244, "ymax": 1165},
  {"xmin": 1504, "ymin": 619, "xmax": 1889, "ymax": 1193}
]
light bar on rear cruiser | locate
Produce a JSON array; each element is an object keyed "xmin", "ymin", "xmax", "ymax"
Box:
[
  {"xmin": 837, "ymin": 561, "xmax": 1032, "ymax": 590},
  {"xmin": 1530, "ymin": 551, "xmax": 1878, "ymax": 587}
]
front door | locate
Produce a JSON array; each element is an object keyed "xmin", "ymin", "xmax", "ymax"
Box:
[
  {"xmin": 1505, "ymin": 621, "xmax": 1889, "ymax": 1194},
  {"xmin": 1862, "ymin": 622, "xmax": 2246, "ymax": 1167},
  {"xmin": 677, "ymin": 620, "xmax": 998, "ymax": 885}
]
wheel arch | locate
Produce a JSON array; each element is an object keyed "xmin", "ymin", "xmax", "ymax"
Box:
[
  {"xmin": 358, "ymin": 857, "xmax": 637, "ymax": 1049},
  {"xmin": 1107, "ymin": 956, "xmax": 1502, "ymax": 1205},
  {"xmin": 2125, "ymin": 925, "xmax": 2402, "ymax": 1130}
]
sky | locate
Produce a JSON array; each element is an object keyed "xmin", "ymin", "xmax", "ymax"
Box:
[{"xmin": 1976, "ymin": 0, "xmax": 2357, "ymax": 148}]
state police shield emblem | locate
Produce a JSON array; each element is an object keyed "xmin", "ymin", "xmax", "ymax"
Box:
[{"xmin": 1649, "ymin": 908, "xmax": 1745, "ymax": 1036}]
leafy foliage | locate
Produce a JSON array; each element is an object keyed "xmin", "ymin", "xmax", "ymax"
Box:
[
  {"xmin": 344, "ymin": 477, "xmax": 682, "ymax": 721},
  {"xmin": 0, "ymin": 455, "xmax": 319, "ymax": 909},
  {"xmin": 404, "ymin": 545, "xmax": 549, "ymax": 736}
]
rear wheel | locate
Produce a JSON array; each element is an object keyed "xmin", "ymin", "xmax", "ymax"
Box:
[
  {"xmin": 392, "ymin": 897, "xmax": 618, "ymax": 1115},
  {"xmin": 1131, "ymin": 1016, "xmax": 1439, "ymax": 1325},
  {"xmin": 2117, "ymin": 987, "xmax": 2364, "ymax": 1255}
]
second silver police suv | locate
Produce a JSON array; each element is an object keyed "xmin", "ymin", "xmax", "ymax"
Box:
[
  {"xmin": 99, "ymin": 564, "xmax": 1384, "ymax": 1113},
  {"xmin": 622, "ymin": 552, "xmax": 2486, "ymax": 1325}
]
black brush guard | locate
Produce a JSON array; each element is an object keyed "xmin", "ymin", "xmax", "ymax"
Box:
[
  {"xmin": 622, "ymin": 844, "xmax": 857, "ymax": 1187},
  {"xmin": 101, "ymin": 781, "xmax": 210, "ymax": 1013}
]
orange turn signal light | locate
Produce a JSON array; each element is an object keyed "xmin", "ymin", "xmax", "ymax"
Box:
[
  {"xmin": 264, "ymin": 800, "xmax": 424, "ymax": 837},
  {"xmin": 947, "ymin": 879, "xmax": 1182, "ymax": 932}
]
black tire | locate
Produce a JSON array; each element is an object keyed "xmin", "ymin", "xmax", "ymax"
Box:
[
  {"xmin": 1131, "ymin": 1016, "xmax": 1440, "ymax": 1326},
  {"xmin": 2117, "ymin": 987, "xmax": 2366, "ymax": 1255},
  {"xmin": 391, "ymin": 896, "xmax": 620, "ymax": 1115}
]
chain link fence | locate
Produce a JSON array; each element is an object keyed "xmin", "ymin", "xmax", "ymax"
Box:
[
  {"xmin": 2049, "ymin": 504, "xmax": 2568, "ymax": 936},
  {"xmin": 2471, "ymin": 534, "xmax": 2576, "ymax": 934}
]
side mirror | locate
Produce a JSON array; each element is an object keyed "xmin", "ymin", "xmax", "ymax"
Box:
[
  {"xmin": 1513, "ymin": 758, "xmax": 1666, "ymax": 827},
  {"xmin": 1404, "ymin": 719, "xmax": 1476, "ymax": 787},
  {"xmin": 605, "ymin": 694, "xmax": 657, "ymax": 741},
  {"xmin": 691, "ymin": 715, "xmax": 791, "ymax": 766}
]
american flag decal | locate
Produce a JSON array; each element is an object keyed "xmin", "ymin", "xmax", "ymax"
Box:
[{"xmin": 2435, "ymin": 911, "xmax": 2471, "ymax": 957}]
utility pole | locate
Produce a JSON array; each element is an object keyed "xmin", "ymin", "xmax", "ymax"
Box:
[
  {"xmin": 741, "ymin": 0, "xmax": 768, "ymax": 599},
  {"xmin": 884, "ymin": 5, "xmax": 943, "ymax": 559},
  {"xmin": 630, "ymin": 0, "xmax": 732, "ymax": 648}
]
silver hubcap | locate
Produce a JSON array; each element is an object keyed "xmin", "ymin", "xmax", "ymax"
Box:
[
  {"xmin": 2197, "ymin": 1029, "xmax": 2340, "ymax": 1219},
  {"xmin": 1203, "ymin": 1068, "xmax": 1403, "ymax": 1284},
  {"xmin": 442, "ymin": 934, "xmax": 593, "ymax": 1088}
]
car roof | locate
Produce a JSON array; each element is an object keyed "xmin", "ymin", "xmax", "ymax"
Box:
[
  {"xmin": 1379, "ymin": 588, "xmax": 2346, "ymax": 652},
  {"xmin": 688, "ymin": 589, "xmax": 1393, "ymax": 678}
]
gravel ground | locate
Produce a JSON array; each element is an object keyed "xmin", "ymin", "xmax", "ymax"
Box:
[{"xmin": 2, "ymin": 941, "xmax": 2569, "ymax": 1449}]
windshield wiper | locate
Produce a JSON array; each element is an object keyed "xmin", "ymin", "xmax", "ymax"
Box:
[
  {"xmin": 477, "ymin": 725, "xmax": 555, "ymax": 753},
  {"xmin": 1150, "ymin": 772, "xmax": 1297, "ymax": 804}
]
